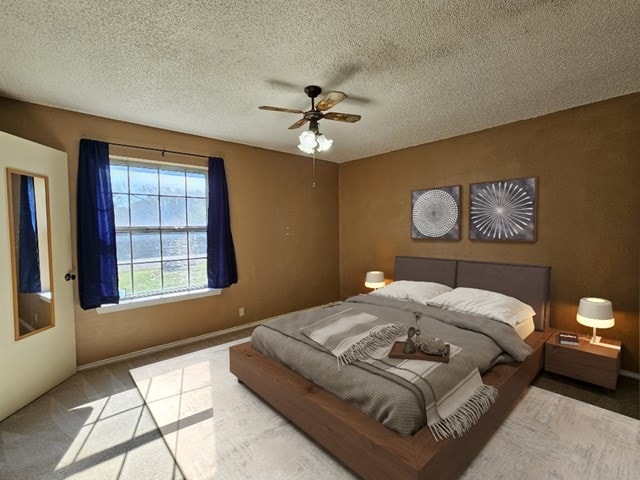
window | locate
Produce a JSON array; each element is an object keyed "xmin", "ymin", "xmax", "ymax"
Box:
[{"xmin": 109, "ymin": 158, "xmax": 208, "ymax": 299}]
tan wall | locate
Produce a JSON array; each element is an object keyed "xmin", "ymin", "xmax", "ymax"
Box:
[
  {"xmin": 0, "ymin": 97, "xmax": 340, "ymax": 365},
  {"xmin": 2, "ymin": 94, "xmax": 638, "ymax": 372},
  {"xmin": 339, "ymin": 93, "xmax": 640, "ymax": 372}
]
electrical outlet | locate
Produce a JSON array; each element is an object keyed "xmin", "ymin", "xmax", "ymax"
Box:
[{"xmin": 239, "ymin": 307, "xmax": 245, "ymax": 317}]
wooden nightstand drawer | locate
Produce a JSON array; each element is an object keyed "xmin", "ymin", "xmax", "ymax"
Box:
[{"xmin": 545, "ymin": 333, "xmax": 621, "ymax": 389}]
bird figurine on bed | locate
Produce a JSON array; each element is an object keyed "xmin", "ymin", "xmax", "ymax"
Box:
[{"xmin": 403, "ymin": 327, "xmax": 417, "ymax": 353}]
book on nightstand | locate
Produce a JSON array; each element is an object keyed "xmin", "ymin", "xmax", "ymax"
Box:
[{"xmin": 558, "ymin": 332, "xmax": 580, "ymax": 346}]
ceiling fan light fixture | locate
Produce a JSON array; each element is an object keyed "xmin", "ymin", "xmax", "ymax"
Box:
[
  {"xmin": 259, "ymin": 84, "xmax": 360, "ymax": 157},
  {"xmin": 298, "ymin": 129, "xmax": 333, "ymax": 154}
]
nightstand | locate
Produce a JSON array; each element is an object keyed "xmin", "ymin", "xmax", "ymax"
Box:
[{"xmin": 545, "ymin": 331, "xmax": 621, "ymax": 390}]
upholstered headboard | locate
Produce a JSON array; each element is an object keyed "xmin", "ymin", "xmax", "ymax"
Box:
[
  {"xmin": 394, "ymin": 256, "xmax": 457, "ymax": 287},
  {"xmin": 394, "ymin": 256, "xmax": 551, "ymax": 331}
]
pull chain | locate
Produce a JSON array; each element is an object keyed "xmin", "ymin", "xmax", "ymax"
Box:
[{"xmin": 312, "ymin": 150, "xmax": 316, "ymax": 188}]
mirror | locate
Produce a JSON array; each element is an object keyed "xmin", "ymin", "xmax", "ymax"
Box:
[{"xmin": 6, "ymin": 169, "xmax": 55, "ymax": 339}]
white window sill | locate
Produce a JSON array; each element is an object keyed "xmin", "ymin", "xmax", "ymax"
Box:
[
  {"xmin": 37, "ymin": 291, "xmax": 52, "ymax": 303},
  {"xmin": 96, "ymin": 288, "xmax": 221, "ymax": 314}
]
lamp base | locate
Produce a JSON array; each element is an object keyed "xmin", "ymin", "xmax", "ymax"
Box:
[{"xmin": 589, "ymin": 336, "xmax": 621, "ymax": 350}]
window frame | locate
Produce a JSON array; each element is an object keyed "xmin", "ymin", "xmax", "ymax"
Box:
[{"xmin": 106, "ymin": 155, "xmax": 212, "ymax": 303}]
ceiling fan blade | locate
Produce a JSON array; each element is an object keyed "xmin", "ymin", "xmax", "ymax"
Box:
[
  {"xmin": 288, "ymin": 117, "xmax": 309, "ymax": 129},
  {"xmin": 315, "ymin": 91, "xmax": 347, "ymax": 111},
  {"xmin": 323, "ymin": 112, "xmax": 361, "ymax": 123},
  {"xmin": 259, "ymin": 105, "xmax": 304, "ymax": 114}
]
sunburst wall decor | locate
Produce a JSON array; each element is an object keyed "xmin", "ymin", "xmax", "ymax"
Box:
[
  {"xmin": 411, "ymin": 185, "xmax": 460, "ymax": 240},
  {"xmin": 469, "ymin": 177, "xmax": 537, "ymax": 241}
]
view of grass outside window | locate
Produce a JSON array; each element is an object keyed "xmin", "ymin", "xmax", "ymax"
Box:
[{"xmin": 110, "ymin": 158, "xmax": 208, "ymax": 299}]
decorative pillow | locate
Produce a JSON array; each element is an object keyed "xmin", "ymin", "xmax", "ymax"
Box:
[
  {"xmin": 427, "ymin": 287, "xmax": 536, "ymax": 326},
  {"xmin": 371, "ymin": 280, "xmax": 452, "ymax": 304}
]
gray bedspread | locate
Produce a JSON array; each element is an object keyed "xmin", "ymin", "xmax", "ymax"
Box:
[{"xmin": 251, "ymin": 294, "xmax": 532, "ymax": 436}]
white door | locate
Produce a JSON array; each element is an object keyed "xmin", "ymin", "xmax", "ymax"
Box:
[{"xmin": 0, "ymin": 131, "xmax": 76, "ymax": 421}]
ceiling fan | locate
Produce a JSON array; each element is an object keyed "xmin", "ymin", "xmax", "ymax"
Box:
[{"xmin": 259, "ymin": 85, "xmax": 361, "ymax": 131}]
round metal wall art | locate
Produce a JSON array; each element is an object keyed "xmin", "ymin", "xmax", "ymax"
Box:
[
  {"xmin": 411, "ymin": 186, "xmax": 460, "ymax": 240},
  {"xmin": 469, "ymin": 177, "xmax": 536, "ymax": 241}
]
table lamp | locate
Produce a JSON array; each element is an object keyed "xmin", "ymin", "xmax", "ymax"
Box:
[
  {"xmin": 576, "ymin": 297, "xmax": 617, "ymax": 348},
  {"xmin": 364, "ymin": 271, "xmax": 385, "ymax": 290}
]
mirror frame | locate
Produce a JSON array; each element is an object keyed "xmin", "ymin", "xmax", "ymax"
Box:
[{"xmin": 6, "ymin": 168, "xmax": 56, "ymax": 340}]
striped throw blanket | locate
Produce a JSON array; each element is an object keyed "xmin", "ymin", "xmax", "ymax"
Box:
[
  {"xmin": 301, "ymin": 308, "xmax": 498, "ymax": 440},
  {"xmin": 300, "ymin": 308, "xmax": 406, "ymax": 367}
]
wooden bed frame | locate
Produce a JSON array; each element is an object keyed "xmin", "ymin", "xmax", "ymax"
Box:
[{"xmin": 230, "ymin": 257, "xmax": 555, "ymax": 480}]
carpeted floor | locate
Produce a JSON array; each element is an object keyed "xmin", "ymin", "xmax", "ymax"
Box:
[{"xmin": 0, "ymin": 327, "xmax": 638, "ymax": 479}]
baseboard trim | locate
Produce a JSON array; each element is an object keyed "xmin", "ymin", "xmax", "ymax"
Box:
[
  {"xmin": 620, "ymin": 369, "xmax": 640, "ymax": 380},
  {"xmin": 77, "ymin": 319, "xmax": 264, "ymax": 371},
  {"xmin": 77, "ymin": 301, "xmax": 342, "ymax": 371}
]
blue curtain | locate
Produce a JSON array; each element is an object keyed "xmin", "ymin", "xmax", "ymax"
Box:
[
  {"xmin": 207, "ymin": 157, "xmax": 237, "ymax": 288},
  {"xmin": 18, "ymin": 175, "xmax": 41, "ymax": 293},
  {"xmin": 77, "ymin": 139, "xmax": 119, "ymax": 309}
]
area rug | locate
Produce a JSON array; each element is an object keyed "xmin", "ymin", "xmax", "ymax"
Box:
[{"xmin": 130, "ymin": 339, "xmax": 640, "ymax": 480}]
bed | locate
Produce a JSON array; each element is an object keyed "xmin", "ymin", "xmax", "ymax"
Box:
[{"xmin": 230, "ymin": 257, "xmax": 554, "ymax": 479}]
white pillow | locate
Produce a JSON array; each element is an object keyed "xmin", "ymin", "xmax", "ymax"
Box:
[
  {"xmin": 427, "ymin": 287, "xmax": 536, "ymax": 327},
  {"xmin": 371, "ymin": 280, "xmax": 452, "ymax": 304}
]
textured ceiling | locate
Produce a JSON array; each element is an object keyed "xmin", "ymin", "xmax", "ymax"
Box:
[{"xmin": 1, "ymin": 1, "xmax": 639, "ymax": 163}]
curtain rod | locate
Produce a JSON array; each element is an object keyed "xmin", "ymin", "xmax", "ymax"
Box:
[{"xmin": 109, "ymin": 142, "xmax": 210, "ymax": 160}]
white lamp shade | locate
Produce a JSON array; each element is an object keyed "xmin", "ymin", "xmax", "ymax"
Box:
[
  {"xmin": 365, "ymin": 271, "xmax": 385, "ymax": 289},
  {"xmin": 576, "ymin": 297, "xmax": 615, "ymax": 329}
]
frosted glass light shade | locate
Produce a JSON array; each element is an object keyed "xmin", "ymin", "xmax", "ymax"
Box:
[
  {"xmin": 365, "ymin": 271, "xmax": 385, "ymax": 289},
  {"xmin": 316, "ymin": 134, "xmax": 333, "ymax": 152},
  {"xmin": 297, "ymin": 143, "xmax": 315, "ymax": 154},
  {"xmin": 299, "ymin": 130, "xmax": 317, "ymax": 149}
]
